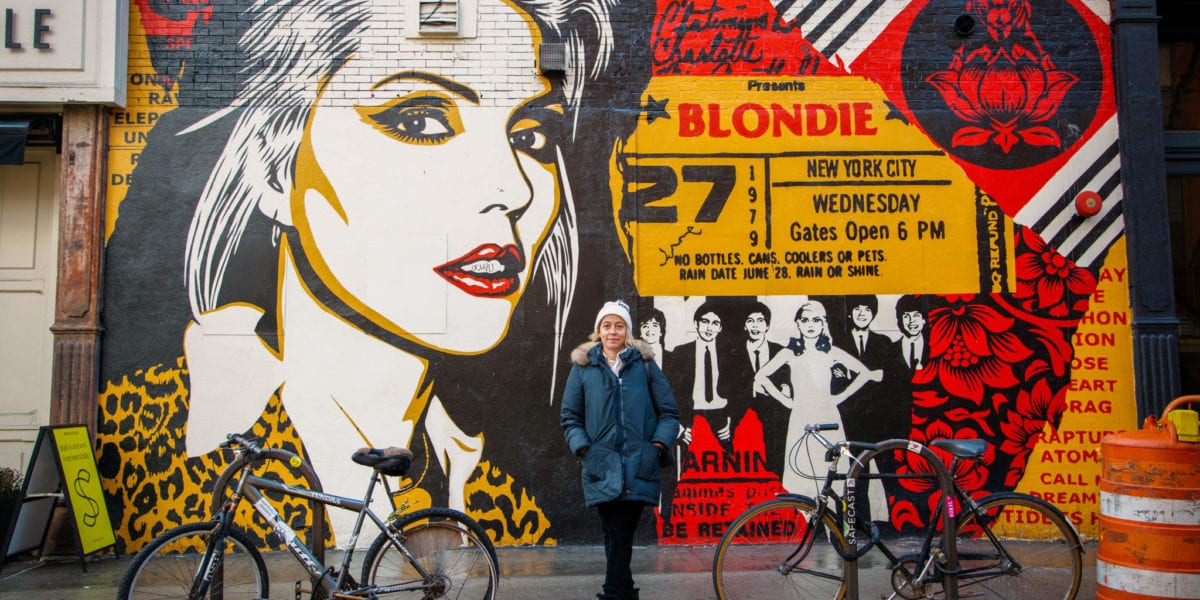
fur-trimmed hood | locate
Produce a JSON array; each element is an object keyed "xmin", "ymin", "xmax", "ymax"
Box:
[{"xmin": 570, "ymin": 339, "xmax": 655, "ymax": 365}]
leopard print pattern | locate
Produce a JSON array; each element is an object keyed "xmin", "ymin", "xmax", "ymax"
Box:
[{"xmin": 97, "ymin": 357, "xmax": 554, "ymax": 553}]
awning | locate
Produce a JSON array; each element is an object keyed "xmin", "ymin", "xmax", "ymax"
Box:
[{"xmin": 0, "ymin": 121, "xmax": 31, "ymax": 165}]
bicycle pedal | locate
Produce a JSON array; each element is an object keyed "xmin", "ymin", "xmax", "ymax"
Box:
[{"xmin": 294, "ymin": 580, "xmax": 312, "ymax": 600}]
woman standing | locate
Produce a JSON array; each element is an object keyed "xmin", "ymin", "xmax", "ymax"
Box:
[
  {"xmin": 562, "ymin": 300, "xmax": 680, "ymax": 600},
  {"xmin": 755, "ymin": 300, "xmax": 883, "ymax": 494}
]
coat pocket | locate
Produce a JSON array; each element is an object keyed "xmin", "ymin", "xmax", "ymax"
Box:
[
  {"xmin": 582, "ymin": 447, "xmax": 619, "ymax": 483},
  {"xmin": 636, "ymin": 441, "xmax": 661, "ymax": 482}
]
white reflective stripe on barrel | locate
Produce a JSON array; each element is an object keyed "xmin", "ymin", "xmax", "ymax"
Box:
[
  {"xmin": 1100, "ymin": 491, "xmax": 1200, "ymax": 526},
  {"xmin": 1098, "ymin": 560, "xmax": 1200, "ymax": 599}
]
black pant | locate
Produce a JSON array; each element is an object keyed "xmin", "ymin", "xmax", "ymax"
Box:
[{"xmin": 597, "ymin": 500, "xmax": 645, "ymax": 598}]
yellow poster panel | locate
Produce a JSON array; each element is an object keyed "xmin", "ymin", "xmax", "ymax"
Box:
[
  {"xmin": 1015, "ymin": 237, "xmax": 1136, "ymax": 539},
  {"xmin": 106, "ymin": 7, "xmax": 174, "ymax": 239},
  {"xmin": 50, "ymin": 426, "xmax": 116, "ymax": 555},
  {"xmin": 614, "ymin": 76, "xmax": 1015, "ymax": 296}
]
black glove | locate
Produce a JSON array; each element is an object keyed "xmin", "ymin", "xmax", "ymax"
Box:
[{"xmin": 656, "ymin": 443, "xmax": 673, "ymax": 468}]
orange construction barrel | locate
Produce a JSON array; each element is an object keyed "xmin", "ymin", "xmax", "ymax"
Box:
[{"xmin": 1098, "ymin": 396, "xmax": 1200, "ymax": 599}]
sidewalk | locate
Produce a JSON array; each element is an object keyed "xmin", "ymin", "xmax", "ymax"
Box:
[{"xmin": 0, "ymin": 541, "xmax": 1099, "ymax": 599}]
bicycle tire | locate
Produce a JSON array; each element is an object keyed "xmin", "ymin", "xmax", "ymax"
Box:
[
  {"xmin": 953, "ymin": 492, "xmax": 1083, "ymax": 600},
  {"xmin": 361, "ymin": 507, "xmax": 499, "ymax": 600},
  {"xmin": 117, "ymin": 521, "xmax": 269, "ymax": 600},
  {"xmin": 713, "ymin": 496, "xmax": 847, "ymax": 600}
]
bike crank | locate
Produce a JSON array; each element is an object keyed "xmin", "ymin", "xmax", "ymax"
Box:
[{"xmin": 890, "ymin": 554, "xmax": 934, "ymax": 599}]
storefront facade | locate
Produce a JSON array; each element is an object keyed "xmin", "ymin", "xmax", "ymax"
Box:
[{"xmin": 0, "ymin": 0, "xmax": 125, "ymax": 475}]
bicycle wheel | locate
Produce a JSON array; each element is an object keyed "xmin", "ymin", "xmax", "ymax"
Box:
[
  {"xmin": 713, "ymin": 496, "xmax": 847, "ymax": 600},
  {"xmin": 118, "ymin": 521, "xmax": 269, "ymax": 600},
  {"xmin": 954, "ymin": 492, "xmax": 1083, "ymax": 600},
  {"xmin": 361, "ymin": 507, "xmax": 498, "ymax": 600}
]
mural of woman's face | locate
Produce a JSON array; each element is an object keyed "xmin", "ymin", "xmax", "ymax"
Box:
[
  {"xmin": 796, "ymin": 306, "xmax": 826, "ymax": 339},
  {"xmin": 291, "ymin": 0, "xmax": 560, "ymax": 354}
]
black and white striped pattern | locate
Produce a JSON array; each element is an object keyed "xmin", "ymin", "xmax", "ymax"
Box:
[
  {"xmin": 1015, "ymin": 116, "xmax": 1124, "ymax": 269},
  {"xmin": 770, "ymin": 0, "xmax": 903, "ymax": 68}
]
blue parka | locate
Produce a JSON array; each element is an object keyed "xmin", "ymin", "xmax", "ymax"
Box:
[{"xmin": 561, "ymin": 340, "xmax": 681, "ymax": 507}]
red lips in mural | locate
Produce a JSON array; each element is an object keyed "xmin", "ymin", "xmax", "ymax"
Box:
[{"xmin": 434, "ymin": 244, "xmax": 526, "ymax": 298}]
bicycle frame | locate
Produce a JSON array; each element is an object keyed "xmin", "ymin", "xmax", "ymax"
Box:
[
  {"xmin": 791, "ymin": 431, "xmax": 961, "ymax": 600},
  {"xmin": 213, "ymin": 443, "xmax": 437, "ymax": 599},
  {"xmin": 716, "ymin": 425, "xmax": 1084, "ymax": 600},
  {"xmin": 936, "ymin": 454, "xmax": 1083, "ymax": 578}
]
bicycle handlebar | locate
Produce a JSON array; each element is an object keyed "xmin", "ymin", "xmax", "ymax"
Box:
[
  {"xmin": 799, "ymin": 423, "xmax": 842, "ymax": 455},
  {"xmin": 805, "ymin": 423, "xmax": 840, "ymax": 432},
  {"xmin": 220, "ymin": 433, "xmax": 266, "ymax": 458}
]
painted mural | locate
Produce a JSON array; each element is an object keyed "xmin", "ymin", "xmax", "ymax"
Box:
[{"xmin": 99, "ymin": 0, "xmax": 1135, "ymax": 552}]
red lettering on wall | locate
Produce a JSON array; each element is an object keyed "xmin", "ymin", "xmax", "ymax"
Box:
[
  {"xmin": 1026, "ymin": 490, "xmax": 1099, "ymax": 505},
  {"xmin": 853, "ymin": 102, "xmax": 877, "ymax": 135},
  {"xmin": 1070, "ymin": 355, "xmax": 1109, "ymax": 370},
  {"xmin": 680, "ymin": 103, "xmax": 704, "ymax": 136},
  {"xmin": 1038, "ymin": 448, "xmax": 1101, "ymax": 463},
  {"xmin": 772, "ymin": 103, "xmax": 802, "ymax": 136},
  {"xmin": 732, "ymin": 103, "xmax": 768, "ymax": 137},
  {"xmin": 806, "ymin": 104, "xmax": 835, "ymax": 135},
  {"xmin": 1067, "ymin": 399, "xmax": 1112, "ymax": 413},
  {"xmin": 708, "ymin": 103, "xmax": 731, "ymax": 137},
  {"xmin": 1067, "ymin": 379, "xmax": 1118, "ymax": 392},
  {"xmin": 675, "ymin": 102, "xmax": 878, "ymax": 138}
]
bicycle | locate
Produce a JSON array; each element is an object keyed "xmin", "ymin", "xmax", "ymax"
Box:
[
  {"xmin": 118, "ymin": 433, "xmax": 499, "ymax": 599},
  {"xmin": 712, "ymin": 423, "xmax": 1084, "ymax": 600}
]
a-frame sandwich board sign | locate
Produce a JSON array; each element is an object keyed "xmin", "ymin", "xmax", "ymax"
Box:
[{"xmin": 1, "ymin": 425, "xmax": 115, "ymax": 573}]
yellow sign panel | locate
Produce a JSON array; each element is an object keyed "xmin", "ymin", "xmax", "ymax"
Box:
[
  {"xmin": 1015, "ymin": 238, "xmax": 1136, "ymax": 539},
  {"xmin": 51, "ymin": 426, "xmax": 116, "ymax": 555},
  {"xmin": 614, "ymin": 76, "xmax": 1015, "ymax": 296}
]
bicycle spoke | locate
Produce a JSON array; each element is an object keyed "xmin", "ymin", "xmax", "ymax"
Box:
[
  {"xmin": 713, "ymin": 498, "xmax": 847, "ymax": 600},
  {"xmin": 362, "ymin": 509, "xmax": 497, "ymax": 600},
  {"xmin": 952, "ymin": 494, "xmax": 1082, "ymax": 600},
  {"xmin": 118, "ymin": 522, "xmax": 269, "ymax": 600}
]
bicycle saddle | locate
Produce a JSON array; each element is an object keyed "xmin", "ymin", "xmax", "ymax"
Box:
[
  {"xmin": 930, "ymin": 438, "xmax": 988, "ymax": 459},
  {"xmin": 352, "ymin": 447, "xmax": 414, "ymax": 476}
]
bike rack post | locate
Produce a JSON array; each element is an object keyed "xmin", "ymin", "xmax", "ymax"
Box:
[
  {"xmin": 211, "ymin": 448, "xmax": 328, "ymax": 563},
  {"xmin": 841, "ymin": 439, "xmax": 960, "ymax": 600}
]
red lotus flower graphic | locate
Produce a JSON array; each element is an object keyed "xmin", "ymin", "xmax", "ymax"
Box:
[
  {"xmin": 1015, "ymin": 227, "xmax": 1097, "ymax": 317},
  {"xmin": 914, "ymin": 297, "xmax": 1034, "ymax": 404},
  {"xmin": 926, "ymin": 0, "xmax": 1078, "ymax": 153}
]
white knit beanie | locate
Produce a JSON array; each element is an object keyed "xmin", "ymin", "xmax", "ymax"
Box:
[{"xmin": 594, "ymin": 300, "xmax": 633, "ymax": 333}]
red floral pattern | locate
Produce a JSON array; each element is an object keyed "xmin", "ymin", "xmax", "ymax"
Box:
[
  {"xmin": 887, "ymin": 225, "xmax": 1094, "ymax": 534},
  {"xmin": 1014, "ymin": 226, "xmax": 1097, "ymax": 317},
  {"xmin": 914, "ymin": 298, "xmax": 1034, "ymax": 403}
]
